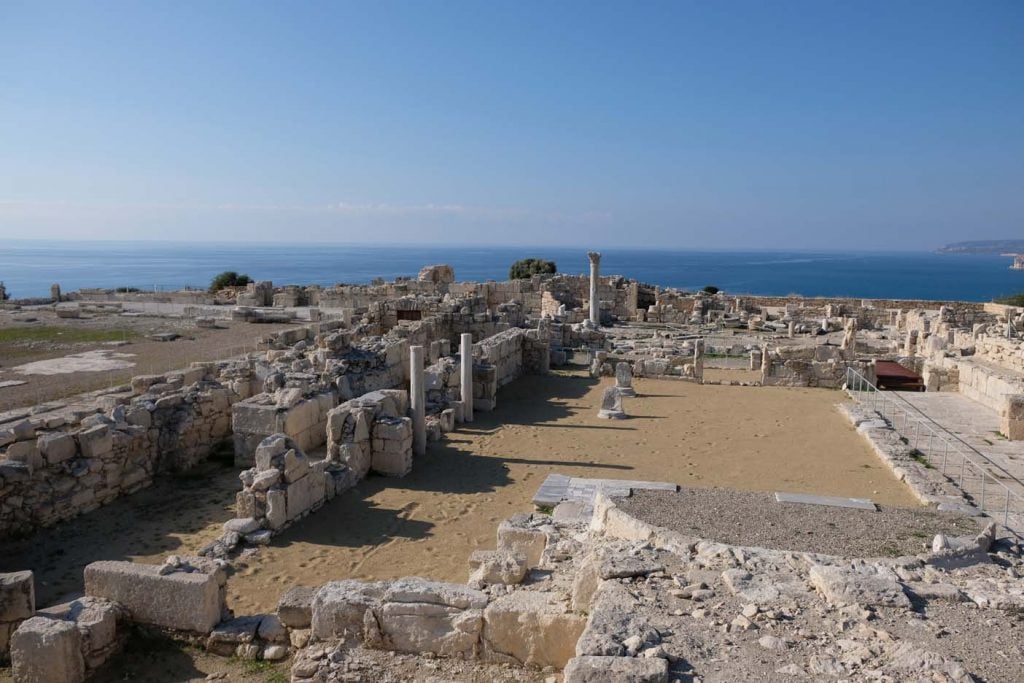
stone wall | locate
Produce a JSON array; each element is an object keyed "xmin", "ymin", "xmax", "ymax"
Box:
[
  {"xmin": 0, "ymin": 361, "xmax": 252, "ymax": 539},
  {"xmin": 761, "ymin": 345, "xmax": 873, "ymax": 388}
]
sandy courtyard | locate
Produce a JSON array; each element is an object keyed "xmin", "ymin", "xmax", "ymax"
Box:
[{"xmin": 1, "ymin": 371, "xmax": 919, "ymax": 615}]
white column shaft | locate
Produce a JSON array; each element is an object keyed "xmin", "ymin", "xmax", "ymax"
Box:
[
  {"xmin": 460, "ymin": 333, "xmax": 474, "ymax": 423},
  {"xmin": 410, "ymin": 345, "xmax": 426, "ymax": 456}
]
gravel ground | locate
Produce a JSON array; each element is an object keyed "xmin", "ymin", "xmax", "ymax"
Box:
[{"xmin": 618, "ymin": 487, "xmax": 981, "ymax": 558}]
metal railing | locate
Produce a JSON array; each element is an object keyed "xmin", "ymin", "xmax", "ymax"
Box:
[{"xmin": 846, "ymin": 367, "xmax": 1024, "ymax": 533}]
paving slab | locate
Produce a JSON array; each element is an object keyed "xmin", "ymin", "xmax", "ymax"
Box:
[
  {"xmin": 533, "ymin": 474, "xmax": 677, "ymax": 510},
  {"xmin": 775, "ymin": 491, "xmax": 876, "ymax": 511}
]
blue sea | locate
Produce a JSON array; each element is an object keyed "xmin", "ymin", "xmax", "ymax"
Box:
[{"xmin": 1, "ymin": 241, "xmax": 1022, "ymax": 303}]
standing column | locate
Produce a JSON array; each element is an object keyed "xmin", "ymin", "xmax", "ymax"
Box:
[
  {"xmin": 588, "ymin": 251, "xmax": 601, "ymax": 325},
  {"xmin": 410, "ymin": 345, "xmax": 426, "ymax": 457},
  {"xmin": 693, "ymin": 338, "xmax": 705, "ymax": 383},
  {"xmin": 460, "ymin": 333, "xmax": 474, "ymax": 423}
]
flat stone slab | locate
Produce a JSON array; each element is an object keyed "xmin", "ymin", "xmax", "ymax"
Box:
[
  {"xmin": 533, "ymin": 474, "xmax": 677, "ymax": 509},
  {"xmin": 775, "ymin": 491, "xmax": 876, "ymax": 511}
]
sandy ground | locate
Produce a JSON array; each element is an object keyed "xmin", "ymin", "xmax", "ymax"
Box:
[
  {"xmin": 1, "ymin": 372, "xmax": 920, "ymax": 618},
  {"xmin": 0, "ymin": 309, "xmax": 292, "ymax": 411}
]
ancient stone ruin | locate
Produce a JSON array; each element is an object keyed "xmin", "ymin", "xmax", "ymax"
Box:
[{"xmin": 1, "ymin": 256, "xmax": 1023, "ymax": 682}]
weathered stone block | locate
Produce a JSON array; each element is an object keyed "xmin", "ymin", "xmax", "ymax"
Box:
[
  {"xmin": 206, "ymin": 615, "xmax": 261, "ymax": 656},
  {"xmin": 37, "ymin": 596, "xmax": 120, "ymax": 666},
  {"xmin": 286, "ymin": 472, "xmax": 325, "ymax": 521},
  {"xmin": 0, "ymin": 571, "xmax": 35, "ymax": 623},
  {"xmin": 468, "ymin": 550, "xmax": 527, "ymax": 587},
  {"xmin": 266, "ymin": 489, "xmax": 287, "ymax": 530},
  {"xmin": 10, "ymin": 616, "xmax": 85, "ymax": 683},
  {"xmin": 84, "ymin": 561, "xmax": 222, "ymax": 633},
  {"xmin": 311, "ymin": 580, "xmax": 387, "ymax": 643},
  {"xmin": 497, "ymin": 517, "xmax": 547, "ymax": 567},
  {"xmin": 37, "ymin": 433, "xmax": 77, "ymax": 465},
  {"xmin": 376, "ymin": 601, "xmax": 482, "ymax": 657},
  {"xmin": 278, "ymin": 586, "xmax": 316, "ymax": 629},
  {"xmin": 483, "ymin": 590, "xmax": 586, "ymax": 668},
  {"xmin": 77, "ymin": 426, "xmax": 112, "ymax": 459},
  {"xmin": 372, "ymin": 578, "xmax": 488, "ymax": 657}
]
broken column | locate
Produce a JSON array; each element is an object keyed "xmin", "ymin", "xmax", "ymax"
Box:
[
  {"xmin": 0, "ymin": 571, "xmax": 35, "ymax": 658},
  {"xmin": 760, "ymin": 343, "xmax": 771, "ymax": 383},
  {"xmin": 410, "ymin": 345, "xmax": 426, "ymax": 457},
  {"xmin": 693, "ymin": 338, "xmax": 705, "ymax": 382},
  {"xmin": 904, "ymin": 330, "xmax": 918, "ymax": 358},
  {"xmin": 460, "ymin": 333, "xmax": 474, "ymax": 423},
  {"xmin": 588, "ymin": 251, "xmax": 601, "ymax": 326},
  {"xmin": 614, "ymin": 362, "xmax": 636, "ymax": 397},
  {"xmin": 597, "ymin": 386, "xmax": 626, "ymax": 420}
]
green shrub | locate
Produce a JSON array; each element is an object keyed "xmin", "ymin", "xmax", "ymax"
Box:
[
  {"xmin": 994, "ymin": 293, "xmax": 1024, "ymax": 307},
  {"xmin": 509, "ymin": 258, "xmax": 556, "ymax": 279},
  {"xmin": 209, "ymin": 271, "xmax": 252, "ymax": 293},
  {"xmin": 702, "ymin": 285, "xmax": 720, "ymax": 295}
]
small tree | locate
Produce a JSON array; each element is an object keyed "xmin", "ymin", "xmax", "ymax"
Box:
[
  {"xmin": 702, "ymin": 285, "xmax": 720, "ymax": 295},
  {"xmin": 509, "ymin": 258, "xmax": 556, "ymax": 279},
  {"xmin": 209, "ymin": 271, "xmax": 253, "ymax": 293}
]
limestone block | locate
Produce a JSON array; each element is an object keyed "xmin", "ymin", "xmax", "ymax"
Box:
[
  {"xmin": 236, "ymin": 491, "xmax": 258, "ymax": 518},
  {"xmin": 0, "ymin": 571, "xmax": 35, "ymax": 623},
  {"xmin": 373, "ymin": 578, "xmax": 488, "ymax": 657},
  {"xmin": 278, "ymin": 586, "xmax": 315, "ymax": 628},
  {"xmin": 250, "ymin": 468, "xmax": 280, "ymax": 491},
  {"xmin": 77, "ymin": 426, "xmax": 112, "ymax": 459},
  {"xmin": 808, "ymin": 563, "xmax": 911, "ymax": 608},
  {"xmin": 84, "ymin": 561, "xmax": 223, "ymax": 633},
  {"xmin": 266, "ymin": 489, "xmax": 287, "ymax": 530},
  {"xmin": 497, "ymin": 517, "xmax": 547, "ymax": 567},
  {"xmin": 37, "ymin": 433, "xmax": 77, "ymax": 465},
  {"xmin": 4, "ymin": 441, "xmax": 41, "ymax": 472},
  {"xmin": 11, "ymin": 421, "xmax": 35, "ymax": 442},
  {"xmin": 282, "ymin": 448, "xmax": 310, "ymax": 483},
  {"xmin": 326, "ymin": 406, "xmax": 349, "ymax": 444},
  {"xmin": 311, "ymin": 580, "xmax": 387, "ymax": 643},
  {"xmin": 0, "ymin": 430, "xmax": 14, "ymax": 449},
  {"xmin": 255, "ymin": 434, "xmax": 289, "ymax": 471},
  {"xmin": 374, "ymin": 417, "xmax": 411, "ymax": 441},
  {"xmin": 483, "ymin": 590, "xmax": 586, "ymax": 668},
  {"xmin": 286, "ymin": 471, "xmax": 326, "ymax": 521},
  {"xmin": 375, "ymin": 601, "xmax": 482, "ymax": 657},
  {"xmin": 10, "ymin": 617, "xmax": 85, "ymax": 683},
  {"xmin": 467, "ymin": 550, "xmax": 527, "ymax": 587},
  {"xmin": 384, "ymin": 578, "xmax": 488, "ymax": 611},
  {"xmin": 37, "ymin": 596, "xmax": 120, "ymax": 666},
  {"xmin": 206, "ymin": 615, "xmax": 261, "ymax": 656}
]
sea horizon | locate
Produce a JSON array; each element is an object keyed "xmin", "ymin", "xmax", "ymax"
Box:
[{"xmin": 2, "ymin": 239, "xmax": 1022, "ymax": 303}]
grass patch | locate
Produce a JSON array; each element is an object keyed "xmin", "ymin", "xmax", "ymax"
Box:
[
  {"xmin": 910, "ymin": 450, "xmax": 933, "ymax": 469},
  {"xmin": 0, "ymin": 326, "xmax": 138, "ymax": 344},
  {"xmin": 239, "ymin": 659, "xmax": 276, "ymax": 674}
]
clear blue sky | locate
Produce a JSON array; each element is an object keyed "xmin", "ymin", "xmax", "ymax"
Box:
[{"xmin": 1, "ymin": 1, "xmax": 1022, "ymax": 249}]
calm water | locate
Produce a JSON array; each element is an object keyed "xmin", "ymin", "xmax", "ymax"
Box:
[{"xmin": 1, "ymin": 241, "xmax": 1022, "ymax": 302}]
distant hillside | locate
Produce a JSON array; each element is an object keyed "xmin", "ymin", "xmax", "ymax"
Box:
[{"xmin": 937, "ymin": 240, "xmax": 1024, "ymax": 254}]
